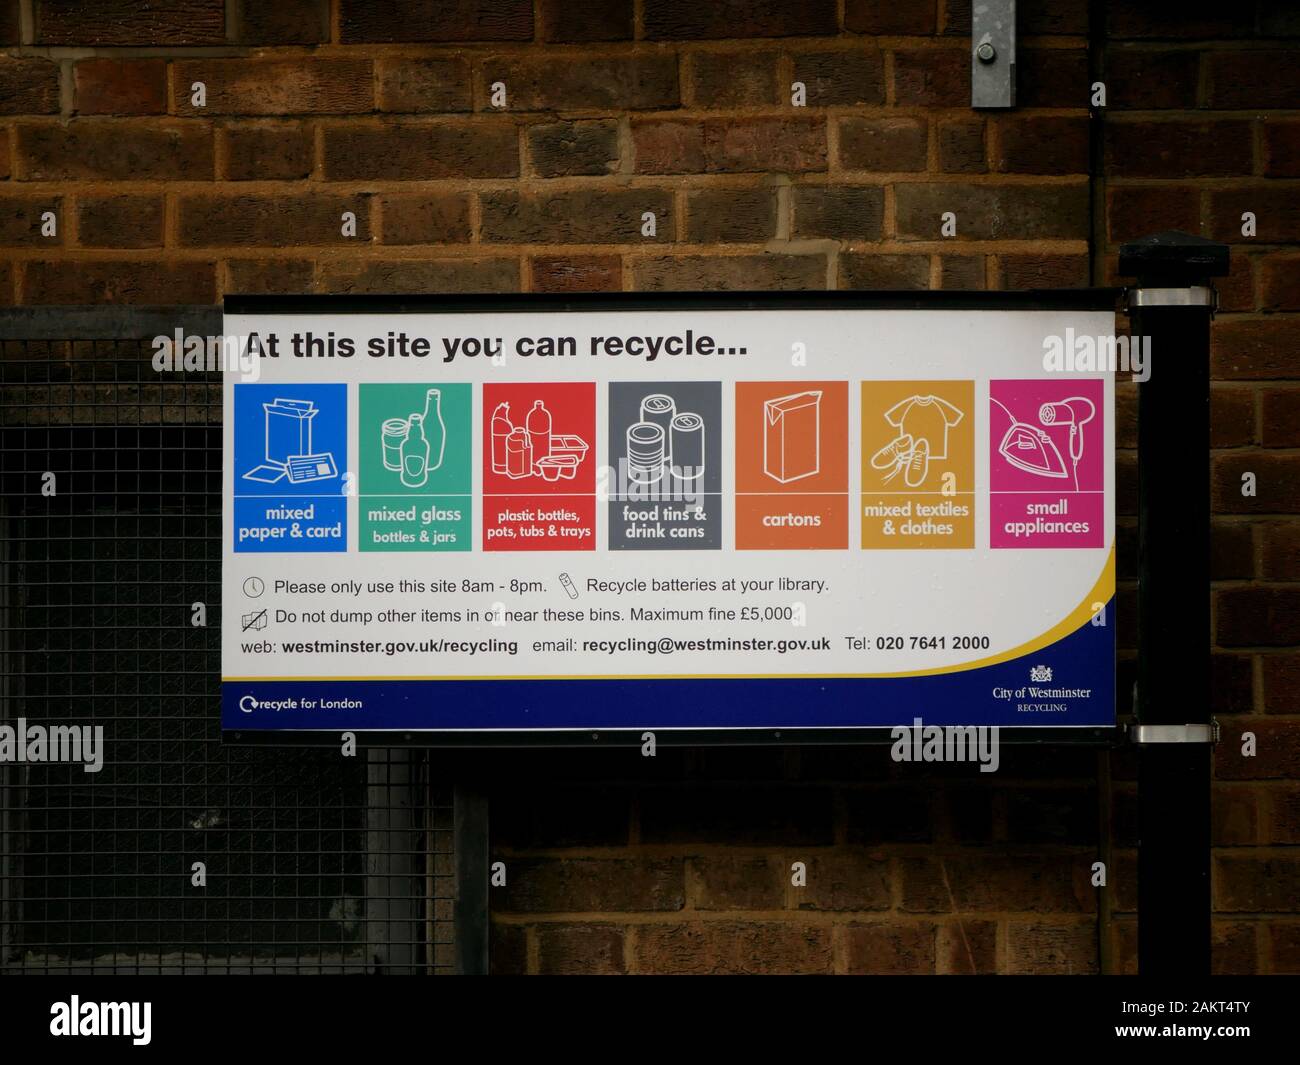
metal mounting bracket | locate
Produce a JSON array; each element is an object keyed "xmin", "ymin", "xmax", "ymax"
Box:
[
  {"xmin": 1129, "ymin": 721, "xmax": 1221, "ymax": 745},
  {"xmin": 972, "ymin": 0, "xmax": 1016, "ymax": 109}
]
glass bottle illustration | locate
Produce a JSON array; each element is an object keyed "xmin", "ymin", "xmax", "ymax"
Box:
[
  {"xmin": 526, "ymin": 399, "xmax": 551, "ymax": 463},
  {"xmin": 491, "ymin": 402, "xmax": 513, "ymax": 474},
  {"xmin": 421, "ymin": 388, "xmax": 446, "ymax": 472},
  {"xmin": 400, "ymin": 412, "xmax": 430, "ymax": 488}
]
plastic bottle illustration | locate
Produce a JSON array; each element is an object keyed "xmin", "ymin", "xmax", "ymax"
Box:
[
  {"xmin": 400, "ymin": 412, "xmax": 430, "ymax": 488},
  {"xmin": 506, "ymin": 425, "xmax": 532, "ymax": 479},
  {"xmin": 491, "ymin": 402, "xmax": 513, "ymax": 474},
  {"xmin": 526, "ymin": 400, "xmax": 552, "ymax": 465},
  {"xmin": 421, "ymin": 388, "xmax": 446, "ymax": 473}
]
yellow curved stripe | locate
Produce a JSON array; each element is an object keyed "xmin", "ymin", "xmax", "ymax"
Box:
[{"xmin": 225, "ymin": 547, "xmax": 1114, "ymax": 685}]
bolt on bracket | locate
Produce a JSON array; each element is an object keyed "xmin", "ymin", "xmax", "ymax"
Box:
[{"xmin": 972, "ymin": 0, "xmax": 1016, "ymax": 109}]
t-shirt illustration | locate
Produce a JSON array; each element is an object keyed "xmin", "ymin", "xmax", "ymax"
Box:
[{"xmin": 884, "ymin": 395, "xmax": 964, "ymax": 460}]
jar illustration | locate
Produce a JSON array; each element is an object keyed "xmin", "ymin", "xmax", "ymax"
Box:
[
  {"xmin": 400, "ymin": 412, "xmax": 430, "ymax": 488},
  {"xmin": 421, "ymin": 388, "xmax": 446, "ymax": 472},
  {"xmin": 526, "ymin": 400, "xmax": 552, "ymax": 463},
  {"xmin": 381, "ymin": 417, "xmax": 409, "ymax": 472},
  {"xmin": 505, "ymin": 425, "xmax": 532, "ymax": 479}
]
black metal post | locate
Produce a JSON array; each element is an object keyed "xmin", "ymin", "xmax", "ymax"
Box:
[{"xmin": 1120, "ymin": 231, "xmax": 1229, "ymax": 976}]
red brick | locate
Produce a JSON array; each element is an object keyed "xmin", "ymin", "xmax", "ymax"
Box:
[
  {"xmin": 1107, "ymin": 187, "xmax": 1199, "ymax": 244},
  {"xmin": 843, "ymin": 922, "xmax": 936, "ymax": 974},
  {"xmin": 1107, "ymin": 120, "xmax": 1253, "ymax": 178},
  {"xmin": 0, "ymin": 130, "xmax": 8, "ymax": 180},
  {"xmin": 1261, "ymin": 522, "xmax": 1300, "ymax": 579},
  {"xmin": 688, "ymin": 856, "xmax": 785, "ymax": 909},
  {"xmin": 0, "ymin": 59, "xmax": 60, "ymax": 115},
  {"xmin": 838, "ymin": 116, "xmax": 927, "ymax": 172},
  {"xmin": 632, "ymin": 120, "xmax": 705, "ymax": 174},
  {"xmin": 1000, "ymin": 254, "xmax": 1089, "ymax": 289},
  {"xmin": 540, "ymin": 0, "xmax": 631, "ymax": 41},
  {"xmin": 643, "ymin": 0, "xmax": 837, "ymax": 39},
  {"xmin": 1006, "ymin": 920, "xmax": 1098, "ymax": 974},
  {"xmin": 16, "ymin": 121, "xmax": 213, "ymax": 181},
  {"xmin": 1211, "ymin": 187, "xmax": 1300, "ymax": 243},
  {"xmin": 840, "ymin": 253, "xmax": 929, "ymax": 290},
  {"xmin": 477, "ymin": 55, "xmax": 678, "ymax": 112},
  {"xmin": 529, "ymin": 255, "xmax": 622, "ymax": 293},
  {"xmin": 1215, "ymin": 855, "xmax": 1300, "ymax": 911},
  {"xmin": 1262, "ymin": 119, "xmax": 1300, "ymax": 177},
  {"xmin": 490, "ymin": 921, "xmax": 527, "ymax": 975},
  {"xmin": 536, "ymin": 925, "xmax": 626, "ymax": 974},
  {"xmin": 178, "ymin": 193, "xmax": 371, "ymax": 247},
  {"xmin": 792, "ymin": 51, "xmax": 885, "ymax": 107},
  {"xmin": 1213, "ymin": 783, "xmax": 1259, "ymax": 845},
  {"xmin": 893, "ymin": 49, "xmax": 967, "ymax": 107},
  {"xmin": 222, "ymin": 122, "xmax": 314, "ymax": 181},
  {"xmin": 996, "ymin": 116, "xmax": 1090, "ymax": 175},
  {"xmin": 688, "ymin": 51, "xmax": 779, "ymax": 108},
  {"xmin": 1269, "ymin": 786, "xmax": 1300, "ymax": 845},
  {"xmin": 1262, "ymin": 654, "xmax": 1300, "ymax": 714},
  {"xmin": 633, "ymin": 922, "xmax": 831, "ymax": 974},
  {"xmin": 1214, "ymin": 453, "xmax": 1300, "ymax": 515},
  {"xmin": 377, "ymin": 59, "xmax": 473, "ymax": 113},
  {"xmin": 76, "ymin": 195, "xmax": 164, "ymax": 248},
  {"xmin": 36, "ymin": 0, "xmax": 225, "ymax": 44},
  {"xmin": 73, "ymin": 60, "xmax": 167, "ymax": 116},
  {"xmin": 482, "ymin": 188, "xmax": 673, "ymax": 244},
  {"xmin": 900, "ymin": 855, "xmax": 1095, "ymax": 913},
  {"xmin": 1018, "ymin": 49, "xmax": 1090, "ymax": 108},
  {"xmin": 1262, "ymin": 388, "xmax": 1300, "ymax": 446},
  {"xmin": 1261, "ymin": 255, "xmax": 1300, "ymax": 311},
  {"xmin": 1213, "ymin": 921, "xmax": 1259, "ymax": 974},
  {"xmin": 1205, "ymin": 50, "xmax": 1300, "ymax": 109},
  {"xmin": 845, "ymin": 0, "xmax": 936, "ymax": 35},
  {"xmin": 1212, "ymin": 653, "xmax": 1255, "ymax": 716},
  {"xmin": 527, "ymin": 120, "xmax": 619, "ymax": 177},
  {"xmin": 1212, "ymin": 319, "xmax": 1300, "ymax": 379},
  {"xmin": 23, "ymin": 260, "xmax": 216, "ymax": 304},
  {"xmin": 792, "ymin": 186, "xmax": 884, "ymax": 241},
  {"xmin": 225, "ymin": 259, "xmax": 315, "ymax": 295},
  {"xmin": 1216, "ymin": 586, "xmax": 1300, "ymax": 645},
  {"xmin": 0, "ymin": 262, "xmax": 12, "ymax": 305},
  {"xmin": 1216, "ymin": 252, "xmax": 1256, "ymax": 313},
  {"xmin": 379, "ymin": 193, "xmax": 471, "ymax": 245},
  {"xmin": 0, "ymin": 2, "xmax": 17, "ymax": 45},
  {"xmin": 1105, "ymin": 48, "xmax": 1201, "ymax": 110},
  {"xmin": 634, "ymin": 253, "xmax": 826, "ymax": 291},
  {"xmin": 1272, "ymin": 922, "xmax": 1300, "ymax": 974},
  {"xmin": 1106, "ymin": 4, "xmax": 1250, "ymax": 39},
  {"xmin": 895, "ymin": 183, "xmax": 1089, "ymax": 241},
  {"xmin": 0, "ymin": 194, "xmax": 61, "ymax": 246},
  {"xmin": 175, "ymin": 60, "xmax": 373, "ymax": 116},
  {"xmin": 339, "ymin": 0, "xmax": 532, "ymax": 42},
  {"xmin": 937, "ymin": 919, "xmax": 998, "ymax": 974},
  {"xmin": 1211, "ymin": 387, "xmax": 1256, "ymax": 448},
  {"xmin": 941, "ymin": 256, "xmax": 977, "ymax": 289},
  {"xmin": 498, "ymin": 858, "xmax": 683, "ymax": 913},
  {"xmin": 322, "ymin": 121, "xmax": 519, "ymax": 180},
  {"xmin": 237, "ymin": 0, "xmax": 327, "ymax": 44},
  {"xmin": 317, "ymin": 258, "xmax": 519, "ymax": 294},
  {"xmin": 797, "ymin": 853, "xmax": 891, "ymax": 911},
  {"xmin": 685, "ymin": 187, "xmax": 777, "ymax": 243},
  {"xmin": 704, "ymin": 117, "xmax": 827, "ymax": 173},
  {"xmin": 938, "ymin": 118, "xmax": 985, "ymax": 174}
]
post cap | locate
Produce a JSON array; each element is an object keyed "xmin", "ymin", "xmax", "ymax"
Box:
[{"xmin": 1118, "ymin": 231, "xmax": 1230, "ymax": 285}]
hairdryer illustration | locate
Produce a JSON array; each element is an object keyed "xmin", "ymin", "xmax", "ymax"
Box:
[{"xmin": 1038, "ymin": 397, "xmax": 1095, "ymax": 491}]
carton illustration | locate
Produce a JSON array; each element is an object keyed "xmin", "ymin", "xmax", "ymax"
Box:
[{"xmin": 763, "ymin": 390, "xmax": 822, "ymax": 483}]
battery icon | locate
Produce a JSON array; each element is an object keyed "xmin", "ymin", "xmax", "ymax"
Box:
[{"xmin": 558, "ymin": 573, "xmax": 578, "ymax": 600}]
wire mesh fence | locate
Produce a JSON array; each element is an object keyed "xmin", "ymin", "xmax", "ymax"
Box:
[{"xmin": 0, "ymin": 312, "xmax": 460, "ymax": 974}]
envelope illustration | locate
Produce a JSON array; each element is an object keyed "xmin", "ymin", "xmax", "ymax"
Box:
[{"xmin": 763, "ymin": 390, "xmax": 822, "ymax": 483}]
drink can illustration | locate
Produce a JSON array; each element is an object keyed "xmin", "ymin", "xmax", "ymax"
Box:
[
  {"xmin": 381, "ymin": 417, "xmax": 408, "ymax": 472},
  {"xmin": 626, "ymin": 421, "xmax": 665, "ymax": 484},
  {"xmin": 669, "ymin": 411, "xmax": 705, "ymax": 482},
  {"xmin": 763, "ymin": 390, "xmax": 822, "ymax": 483},
  {"xmin": 639, "ymin": 394, "xmax": 676, "ymax": 465}
]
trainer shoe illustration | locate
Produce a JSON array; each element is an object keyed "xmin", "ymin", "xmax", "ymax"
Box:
[
  {"xmin": 904, "ymin": 438, "xmax": 930, "ymax": 487},
  {"xmin": 870, "ymin": 433, "xmax": 913, "ymax": 469}
]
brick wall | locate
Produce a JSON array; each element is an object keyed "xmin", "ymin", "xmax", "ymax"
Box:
[{"xmin": 1, "ymin": 0, "xmax": 1294, "ymax": 973}]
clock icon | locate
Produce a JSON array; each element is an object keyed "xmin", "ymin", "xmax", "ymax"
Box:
[{"xmin": 242, "ymin": 576, "xmax": 265, "ymax": 599}]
